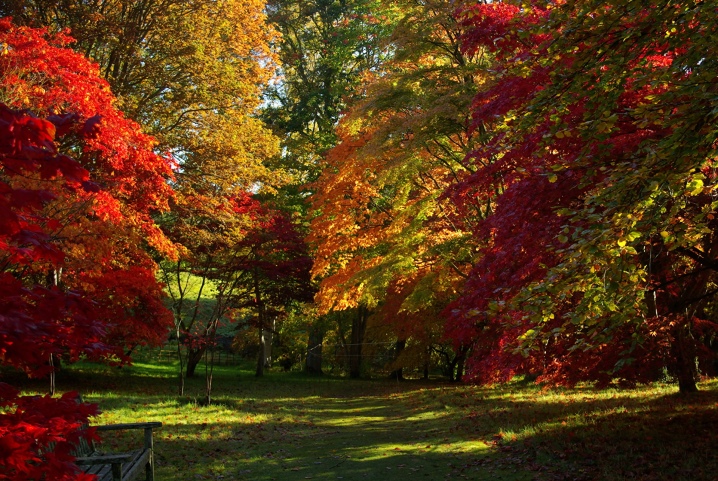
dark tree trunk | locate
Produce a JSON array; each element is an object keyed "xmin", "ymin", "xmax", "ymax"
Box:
[
  {"xmin": 449, "ymin": 363, "xmax": 457, "ymax": 381},
  {"xmin": 124, "ymin": 343, "xmax": 138, "ymax": 358},
  {"xmin": 455, "ymin": 354, "xmax": 466, "ymax": 382},
  {"xmin": 176, "ymin": 329, "xmax": 185, "ymax": 396},
  {"xmin": 642, "ymin": 236, "xmax": 711, "ymax": 394},
  {"xmin": 672, "ymin": 324, "xmax": 698, "ymax": 393},
  {"xmin": 389, "ymin": 339, "xmax": 406, "ymax": 381},
  {"xmin": 256, "ymin": 328, "xmax": 264, "ymax": 377},
  {"xmin": 255, "ymin": 323, "xmax": 274, "ymax": 376},
  {"xmin": 349, "ymin": 306, "xmax": 368, "ymax": 379},
  {"xmin": 305, "ymin": 324, "xmax": 324, "ymax": 374},
  {"xmin": 253, "ymin": 266, "xmax": 267, "ymax": 378},
  {"xmin": 423, "ymin": 346, "xmax": 431, "ymax": 380},
  {"xmin": 204, "ymin": 349, "xmax": 215, "ymax": 406},
  {"xmin": 46, "ymin": 269, "xmax": 62, "ymax": 396},
  {"xmin": 185, "ymin": 346, "xmax": 206, "ymax": 378},
  {"xmin": 454, "ymin": 345, "xmax": 468, "ymax": 382},
  {"xmin": 48, "ymin": 354, "xmax": 59, "ymax": 396}
]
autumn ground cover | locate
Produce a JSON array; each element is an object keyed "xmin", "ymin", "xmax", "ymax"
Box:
[{"xmin": 4, "ymin": 361, "xmax": 717, "ymax": 481}]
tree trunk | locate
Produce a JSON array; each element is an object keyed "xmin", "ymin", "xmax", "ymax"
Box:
[
  {"xmin": 256, "ymin": 321, "xmax": 275, "ymax": 375},
  {"xmin": 264, "ymin": 319, "xmax": 275, "ymax": 368},
  {"xmin": 643, "ymin": 237, "xmax": 709, "ymax": 393},
  {"xmin": 455, "ymin": 345, "xmax": 468, "ymax": 382},
  {"xmin": 46, "ymin": 269, "xmax": 61, "ymax": 396},
  {"xmin": 255, "ymin": 327, "xmax": 265, "ymax": 377},
  {"xmin": 203, "ymin": 318, "xmax": 221, "ymax": 406},
  {"xmin": 447, "ymin": 359, "xmax": 457, "ymax": 381},
  {"xmin": 455, "ymin": 354, "xmax": 466, "ymax": 382},
  {"xmin": 185, "ymin": 346, "xmax": 206, "ymax": 378},
  {"xmin": 204, "ymin": 349, "xmax": 215, "ymax": 406},
  {"xmin": 672, "ymin": 324, "xmax": 698, "ymax": 393},
  {"xmin": 305, "ymin": 324, "xmax": 324, "ymax": 374},
  {"xmin": 349, "ymin": 305, "xmax": 368, "ymax": 379},
  {"xmin": 253, "ymin": 266, "xmax": 267, "ymax": 377},
  {"xmin": 176, "ymin": 330, "xmax": 185, "ymax": 396},
  {"xmin": 48, "ymin": 353, "xmax": 57, "ymax": 396},
  {"xmin": 389, "ymin": 339, "xmax": 406, "ymax": 381}
]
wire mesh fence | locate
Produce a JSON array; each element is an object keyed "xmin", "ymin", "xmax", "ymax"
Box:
[{"xmin": 134, "ymin": 339, "xmax": 446, "ymax": 379}]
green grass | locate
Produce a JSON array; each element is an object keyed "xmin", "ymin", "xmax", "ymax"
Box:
[{"xmin": 7, "ymin": 362, "xmax": 718, "ymax": 480}]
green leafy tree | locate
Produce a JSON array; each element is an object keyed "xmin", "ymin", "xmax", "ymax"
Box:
[
  {"xmin": 264, "ymin": 0, "xmax": 395, "ymax": 373},
  {"xmin": 263, "ymin": 0, "xmax": 393, "ymax": 182}
]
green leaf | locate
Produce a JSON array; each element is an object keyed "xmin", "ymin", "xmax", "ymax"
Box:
[{"xmin": 687, "ymin": 178, "xmax": 704, "ymax": 196}]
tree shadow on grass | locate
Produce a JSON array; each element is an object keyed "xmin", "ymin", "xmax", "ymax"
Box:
[
  {"xmin": 148, "ymin": 408, "xmax": 526, "ymax": 481},
  {"xmin": 429, "ymin": 382, "xmax": 718, "ymax": 481},
  {"xmin": 8, "ymin": 365, "xmax": 718, "ymax": 481},
  {"xmin": 175, "ymin": 378, "xmax": 718, "ymax": 481},
  {"xmin": 85, "ymin": 377, "xmax": 532, "ymax": 481}
]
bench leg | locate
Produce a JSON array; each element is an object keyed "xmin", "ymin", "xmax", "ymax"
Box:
[
  {"xmin": 111, "ymin": 463, "xmax": 122, "ymax": 481},
  {"xmin": 146, "ymin": 455, "xmax": 154, "ymax": 481}
]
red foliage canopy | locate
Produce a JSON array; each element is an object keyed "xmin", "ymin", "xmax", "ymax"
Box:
[
  {"xmin": 0, "ymin": 17, "xmax": 176, "ymax": 371},
  {"xmin": 0, "ymin": 17, "xmax": 176, "ymax": 479},
  {"xmin": 444, "ymin": 1, "xmax": 718, "ymax": 390}
]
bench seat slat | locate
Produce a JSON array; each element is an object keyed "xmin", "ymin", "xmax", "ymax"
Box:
[
  {"xmin": 75, "ymin": 453, "xmax": 134, "ymax": 465},
  {"xmin": 95, "ymin": 422, "xmax": 163, "ymax": 431}
]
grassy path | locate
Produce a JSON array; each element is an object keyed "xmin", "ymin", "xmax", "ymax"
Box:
[
  {"xmin": 89, "ymin": 372, "xmax": 519, "ymax": 481},
  {"xmin": 8, "ymin": 362, "xmax": 718, "ymax": 480}
]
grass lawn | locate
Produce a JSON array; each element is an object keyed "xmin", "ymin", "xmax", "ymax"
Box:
[{"xmin": 6, "ymin": 361, "xmax": 718, "ymax": 481}]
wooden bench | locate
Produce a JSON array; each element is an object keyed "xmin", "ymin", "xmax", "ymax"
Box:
[{"xmin": 73, "ymin": 422, "xmax": 162, "ymax": 481}]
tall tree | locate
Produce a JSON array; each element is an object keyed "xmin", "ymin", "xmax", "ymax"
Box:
[
  {"xmin": 447, "ymin": 0, "xmax": 718, "ymax": 392},
  {"xmin": 263, "ymin": 0, "xmax": 392, "ymax": 181},
  {"xmin": 160, "ymin": 192, "xmax": 260, "ymax": 390},
  {"xmin": 0, "ymin": 17, "xmax": 173, "ymax": 479},
  {"xmin": 0, "ymin": 17, "xmax": 175, "ymax": 369},
  {"xmin": 307, "ymin": 0, "xmax": 485, "ymax": 376},
  {"xmin": 225, "ymin": 203, "xmax": 315, "ymax": 376},
  {"xmin": 264, "ymin": 0, "xmax": 394, "ymax": 373}
]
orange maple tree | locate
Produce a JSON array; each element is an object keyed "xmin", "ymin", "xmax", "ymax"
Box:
[{"xmin": 308, "ymin": 0, "xmax": 484, "ymax": 377}]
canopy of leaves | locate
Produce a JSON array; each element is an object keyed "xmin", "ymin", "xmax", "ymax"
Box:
[
  {"xmin": 445, "ymin": 0, "xmax": 718, "ymax": 390},
  {"xmin": 0, "ymin": 17, "xmax": 177, "ymax": 479},
  {"xmin": 309, "ymin": 0, "xmax": 482, "ymax": 320},
  {"xmin": 2, "ymin": 0, "xmax": 285, "ymax": 193},
  {"xmin": 263, "ymin": 0, "xmax": 393, "ymax": 184}
]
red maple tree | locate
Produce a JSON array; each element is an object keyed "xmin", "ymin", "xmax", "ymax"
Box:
[
  {"xmin": 1, "ymin": 17, "xmax": 175, "ymax": 478},
  {"xmin": 445, "ymin": 1, "xmax": 718, "ymax": 391}
]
